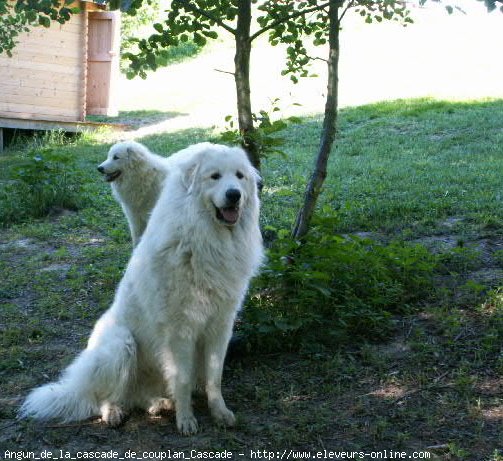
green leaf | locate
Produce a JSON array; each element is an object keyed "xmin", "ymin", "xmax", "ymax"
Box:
[
  {"xmin": 270, "ymin": 120, "xmax": 288, "ymax": 131},
  {"xmin": 193, "ymin": 32, "xmax": 206, "ymax": 46},
  {"xmin": 38, "ymin": 15, "xmax": 51, "ymax": 27},
  {"xmin": 202, "ymin": 30, "xmax": 218, "ymax": 39}
]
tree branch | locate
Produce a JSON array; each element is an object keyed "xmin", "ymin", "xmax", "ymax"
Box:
[
  {"xmin": 250, "ymin": 2, "xmax": 331, "ymax": 42},
  {"xmin": 214, "ymin": 68, "xmax": 235, "ymax": 76},
  {"xmin": 339, "ymin": 0, "xmax": 356, "ymax": 22},
  {"xmin": 172, "ymin": 0, "xmax": 237, "ymax": 36},
  {"xmin": 308, "ymin": 55, "xmax": 328, "ymax": 63}
]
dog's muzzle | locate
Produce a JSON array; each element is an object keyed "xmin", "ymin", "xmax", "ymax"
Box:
[
  {"xmin": 97, "ymin": 165, "xmax": 122, "ymax": 182},
  {"xmin": 215, "ymin": 188, "xmax": 241, "ymax": 225}
]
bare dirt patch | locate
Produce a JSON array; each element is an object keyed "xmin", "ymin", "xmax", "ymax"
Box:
[{"xmin": 1, "ymin": 221, "xmax": 502, "ymax": 459}]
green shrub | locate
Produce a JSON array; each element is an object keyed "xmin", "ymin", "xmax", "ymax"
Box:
[
  {"xmin": 215, "ymin": 98, "xmax": 302, "ymax": 161},
  {"xmin": 240, "ymin": 218, "xmax": 437, "ymax": 352},
  {"xmin": 437, "ymin": 245, "xmax": 483, "ymax": 274},
  {"xmin": 0, "ymin": 146, "xmax": 87, "ymax": 226}
]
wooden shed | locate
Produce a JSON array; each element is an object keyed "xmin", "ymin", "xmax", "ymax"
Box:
[{"xmin": 0, "ymin": 0, "xmax": 121, "ymax": 149}]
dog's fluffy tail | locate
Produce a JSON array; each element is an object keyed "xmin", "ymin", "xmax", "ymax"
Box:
[
  {"xmin": 18, "ymin": 377, "xmax": 98, "ymax": 423},
  {"xmin": 19, "ymin": 320, "xmax": 136, "ymax": 423}
]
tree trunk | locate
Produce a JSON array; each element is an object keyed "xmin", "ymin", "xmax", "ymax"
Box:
[
  {"xmin": 234, "ymin": 0, "xmax": 261, "ymax": 169},
  {"xmin": 291, "ymin": 0, "xmax": 341, "ymax": 239}
]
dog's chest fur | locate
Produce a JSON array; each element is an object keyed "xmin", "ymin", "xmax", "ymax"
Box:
[{"xmin": 173, "ymin": 227, "xmax": 251, "ymax": 307}]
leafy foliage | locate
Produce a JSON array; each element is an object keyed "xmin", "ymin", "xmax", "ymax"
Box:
[
  {"xmin": 0, "ymin": 0, "xmax": 78, "ymax": 56},
  {"xmin": 125, "ymin": 0, "xmax": 412, "ymax": 82},
  {"xmin": 0, "ymin": 140, "xmax": 87, "ymax": 226},
  {"xmin": 215, "ymin": 99, "xmax": 302, "ymax": 160},
  {"xmin": 123, "ymin": 0, "xmax": 415, "ymax": 83},
  {"xmin": 240, "ymin": 214, "xmax": 437, "ymax": 353},
  {"xmin": 120, "ymin": 0, "xmax": 203, "ymax": 75},
  {"xmin": 123, "ymin": 0, "xmax": 233, "ymax": 79},
  {"xmin": 435, "ymin": 0, "xmax": 503, "ymax": 14}
]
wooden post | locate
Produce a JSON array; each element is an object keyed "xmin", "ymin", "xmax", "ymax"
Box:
[{"xmin": 0, "ymin": 128, "xmax": 4, "ymax": 153}]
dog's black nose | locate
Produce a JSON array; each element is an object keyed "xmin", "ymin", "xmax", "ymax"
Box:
[
  {"xmin": 97, "ymin": 166, "xmax": 105, "ymax": 173},
  {"xmin": 226, "ymin": 188, "xmax": 241, "ymax": 204}
]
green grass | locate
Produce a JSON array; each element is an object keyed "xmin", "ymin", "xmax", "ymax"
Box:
[
  {"xmin": 262, "ymin": 98, "xmax": 503, "ymax": 237},
  {"xmin": 0, "ymin": 98, "xmax": 502, "ymax": 458}
]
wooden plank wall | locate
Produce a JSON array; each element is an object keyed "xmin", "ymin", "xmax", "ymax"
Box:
[{"xmin": 0, "ymin": 15, "xmax": 86, "ymax": 122}]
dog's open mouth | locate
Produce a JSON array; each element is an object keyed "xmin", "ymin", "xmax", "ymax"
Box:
[
  {"xmin": 105, "ymin": 171, "xmax": 122, "ymax": 182},
  {"xmin": 216, "ymin": 206, "xmax": 240, "ymax": 225}
]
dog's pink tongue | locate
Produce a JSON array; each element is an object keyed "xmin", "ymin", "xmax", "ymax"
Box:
[{"xmin": 221, "ymin": 207, "xmax": 238, "ymax": 224}]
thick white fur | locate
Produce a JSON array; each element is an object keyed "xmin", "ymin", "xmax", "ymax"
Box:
[
  {"xmin": 98, "ymin": 141, "xmax": 214, "ymax": 247},
  {"xmin": 20, "ymin": 144, "xmax": 264, "ymax": 435}
]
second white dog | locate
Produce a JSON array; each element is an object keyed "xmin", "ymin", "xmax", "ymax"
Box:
[
  {"xmin": 98, "ymin": 141, "xmax": 214, "ymax": 246},
  {"xmin": 21, "ymin": 144, "xmax": 264, "ymax": 435}
]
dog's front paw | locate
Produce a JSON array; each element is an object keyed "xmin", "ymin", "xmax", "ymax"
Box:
[
  {"xmin": 176, "ymin": 414, "xmax": 199, "ymax": 435},
  {"xmin": 148, "ymin": 398, "xmax": 173, "ymax": 416},
  {"xmin": 211, "ymin": 407, "xmax": 236, "ymax": 427},
  {"xmin": 101, "ymin": 403, "xmax": 125, "ymax": 427}
]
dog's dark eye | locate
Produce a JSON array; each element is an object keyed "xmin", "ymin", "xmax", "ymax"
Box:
[
  {"xmin": 211, "ymin": 172, "xmax": 221, "ymax": 180},
  {"xmin": 236, "ymin": 171, "xmax": 244, "ymax": 179},
  {"xmin": 113, "ymin": 155, "xmax": 119, "ymax": 160}
]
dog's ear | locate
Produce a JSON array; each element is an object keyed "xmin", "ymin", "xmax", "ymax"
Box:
[
  {"xmin": 251, "ymin": 167, "xmax": 263, "ymax": 193},
  {"xmin": 181, "ymin": 160, "xmax": 200, "ymax": 193},
  {"xmin": 179, "ymin": 148, "xmax": 208, "ymax": 192}
]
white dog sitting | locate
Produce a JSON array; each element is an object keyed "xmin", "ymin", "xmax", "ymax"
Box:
[
  {"xmin": 97, "ymin": 141, "xmax": 215, "ymax": 247},
  {"xmin": 21, "ymin": 144, "xmax": 264, "ymax": 435}
]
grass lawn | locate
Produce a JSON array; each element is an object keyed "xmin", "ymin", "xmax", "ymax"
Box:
[{"xmin": 0, "ymin": 98, "xmax": 502, "ymax": 459}]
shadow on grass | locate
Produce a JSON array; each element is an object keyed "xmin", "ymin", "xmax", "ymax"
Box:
[
  {"xmin": 86, "ymin": 110, "xmax": 188, "ymax": 131},
  {"xmin": 137, "ymin": 127, "xmax": 214, "ymax": 155},
  {"xmin": 261, "ymin": 97, "xmax": 503, "ymax": 235},
  {"xmin": 0, "ymin": 98, "xmax": 503, "ymax": 456}
]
